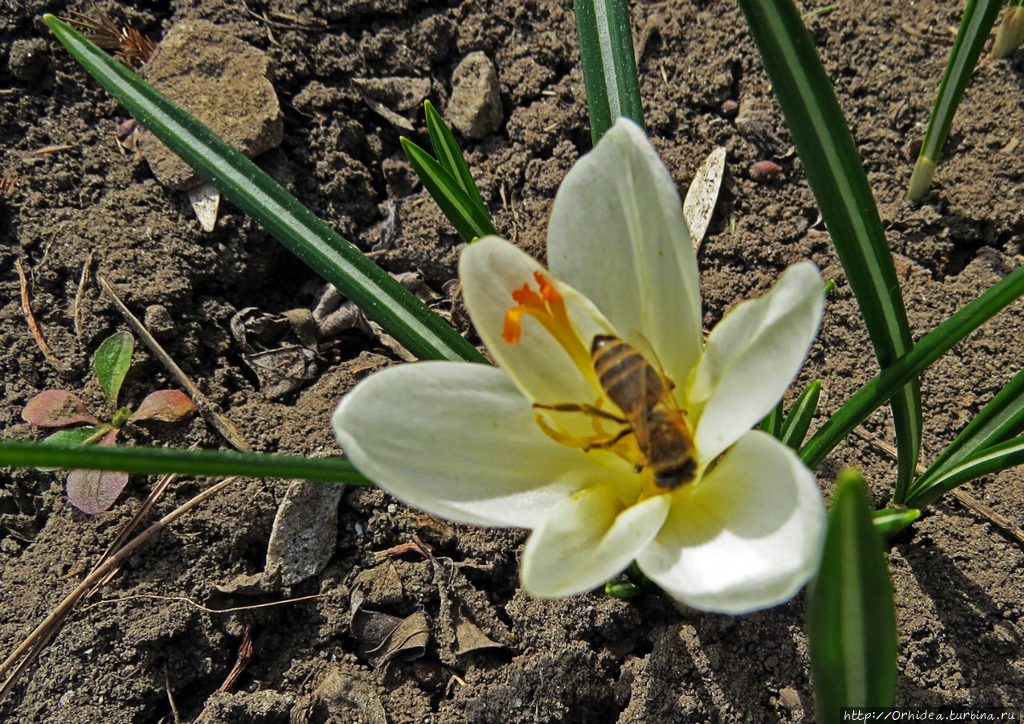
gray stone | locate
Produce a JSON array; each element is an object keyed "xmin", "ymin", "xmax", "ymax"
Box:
[
  {"xmin": 139, "ymin": 20, "xmax": 283, "ymax": 190},
  {"xmin": 447, "ymin": 52, "xmax": 502, "ymax": 139},
  {"xmin": 265, "ymin": 480, "xmax": 344, "ymax": 586}
]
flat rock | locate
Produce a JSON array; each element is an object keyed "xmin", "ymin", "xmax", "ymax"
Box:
[
  {"xmin": 139, "ymin": 19, "xmax": 283, "ymax": 190},
  {"xmin": 447, "ymin": 52, "xmax": 502, "ymax": 139},
  {"xmin": 265, "ymin": 480, "xmax": 345, "ymax": 586}
]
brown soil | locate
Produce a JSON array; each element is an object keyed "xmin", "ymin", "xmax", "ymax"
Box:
[{"xmin": 3, "ymin": 0, "xmax": 1024, "ymax": 721}]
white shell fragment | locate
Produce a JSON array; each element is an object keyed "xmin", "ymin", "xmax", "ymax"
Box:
[
  {"xmin": 187, "ymin": 182, "xmax": 220, "ymax": 232},
  {"xmin": 683, "ymin": 146, "xmax": 727, "ymax": 251}
]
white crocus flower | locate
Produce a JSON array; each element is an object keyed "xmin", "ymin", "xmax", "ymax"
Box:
[{"xmin": 333, "ymin": 119, "xmax": 826, "ymax": 614}]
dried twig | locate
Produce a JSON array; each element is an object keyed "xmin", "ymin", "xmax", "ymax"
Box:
[
  {"xmin": 73, "ymin": 251, "xmax": 94, "ymax": 339},
  {"xmin": 16, "ymin": 259, "xmax": 66, "ymax": 375},
  {"xmin": 99, "ymin": 277, "xmax": 251, "ymax": 451},
  {"xmin": 192, "ymin": 627, "xmax": 255, "ymax": 723},
  {"xmin": 81, "ymin": 592, "xmax": 323, "ymax": 614},
  {"xmin": 853, "ymin": 425, "xmax": 1024, "ymax": 545}
]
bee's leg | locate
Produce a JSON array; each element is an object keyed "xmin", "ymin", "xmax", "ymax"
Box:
[
  {"xmin": 533, "ymin": 402, "xmax": 627, "ymax": 424},
  {"xmin": 583, "ymin": 427, "xmax": 633, "ymax": 452}
]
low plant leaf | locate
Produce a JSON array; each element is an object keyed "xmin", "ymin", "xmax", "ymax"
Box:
[
  {"xmin": 872, "ymin": 507, "xmax": 921, "ymax": 534},
  {"xmin": 66, "ymin": 429, "xmax": 128, "ymax": 514},
  {"xmin": 906, "ymin": 435, "xmax": 1024, "ymax": 509},
  {"xmin": 44, "ymin": 425, "xmax": 109, "ymax": 447},
  {"xmin": 807, "ymin": 469, "xmax": 897, "ymax": 721},
  {"xmin": 910, "ymin": 364, "xmax": 1024, "ymax": 501},
  {"xmin": 21, "ymin": 390, "xmax": 100, "ymax": 428},
  {"xmin": 93, "ymin": 331, "xmax": 134, "ymax": 408},
  {"xmin": 401, "ymin": 137, "xmax": 496, "ymax": 242},
  {"xmin": 129, "ymin": 389, "xmax": 196, "ymax": 423},
  {"xmin": 423, "ymin": 100, "xmax": 490, "ymax": 217},
  {"xmin": 760, "ymin": 399, "xmax": 785, "ymax": 439},
  {"xmin": 66, "ymin": 468, "xmax": 130, "ymax": 514},
  {"xmin": 38, "ymin": 426, "xmax": 109, "ymax": 471},
  {"xmin": 780, "ymin": 379, "xmax": 822, "ymax": 449}
]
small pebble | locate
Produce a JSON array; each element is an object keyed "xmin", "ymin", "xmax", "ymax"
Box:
[
  {"xmin": 411, "ymin": 658, "xmax": 447, "ymax": 691},
  {"xmin": 447, "ymin": 52, "xmax": 503, "ymax": 139},
  {"xmin": 720, "ymin": 99, "xmax": 739, "ymax": 117},
  {"xmin": 751, "ymin": 160, "xmax": 783, "ymax": 181}
]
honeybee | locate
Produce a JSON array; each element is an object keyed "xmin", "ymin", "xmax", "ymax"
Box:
[{"xmin": 536, "ymin": 335, "xmax": 697, "ymax": 489}]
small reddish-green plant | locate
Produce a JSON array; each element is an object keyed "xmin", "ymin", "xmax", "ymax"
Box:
[{"xmin": 21, "ymin": 331, "xmax": 195, "ymax": 513}]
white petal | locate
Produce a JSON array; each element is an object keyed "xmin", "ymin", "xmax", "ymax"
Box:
[
  {"xmin": 332, "ymin": 361, "xmax": 608, "ymax": 528},
  {"xmin": 636, "ymin": 431, "xmax": 825, "ymax": 614},
  {"xmin": 547, "ymin": 118, "xmax": 703, "ymax": 388},
  {"xmin": 689, "ymin": 261, "xmax": 824, "ymax": 462},
  {"xmin": 460, "ymin": 236, "xmax": 613, "ymax": 407},
  {"xmin": 522, "ymin": 485, "xmax": 671, "ymax": 597}
]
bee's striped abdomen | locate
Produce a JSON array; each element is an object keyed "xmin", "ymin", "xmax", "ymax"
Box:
[{"xmin": 591, "ymin": 335, "xmax": 664, "ymax": 414}]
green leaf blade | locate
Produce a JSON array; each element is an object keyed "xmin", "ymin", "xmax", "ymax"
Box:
[
  {"xmin": 908, "ymin": 0, "xmax": 1003, "ymax": 200},
  {"xmin": 0, "ymin": 438, "xmax": 371, "ymax": 485},
  {"xmin": 911, "ymin": 365, "xmax": 1024, "ymax": 500},
  {"xmin": 43, "ymin": 15, "xmax": 483, "ymax": 365},
  {"xmin": 760, "ymin": 399, "xmax": 785, "ymax": 439},
  {"xmin": 780, "ymin": 380, "xmax": 821, "ymax": 449},
  {"xmin": 807, "ymin": 469, "xmax": 897, "ymax": 721},
  {"xmin": 735, "ymin": 0, "xmax": 922, "ymax": 500},
  {"xmin": 423, "ymin": 100, "xmax": 491, "ymax": 217},
  {"xmin": 906, "ymin": 436, "xmax": 1024, "ymax": 509},
  {"xmin": 801, "ymin": 264, "xmax": 1024, "ymax": 471},
  {"xmin": 400, "ymin": 137, "xmax": 497, "ymax": 242},
  {"xmin": 572, "ymin": 0, "xmax": 645, "ymax": 145},
  {"xmin": 93, "ymin": 331, "xmax": 134, "ymax": 408},
  {"xmin": 872, "ymin": 507, "xmax": 921, "ymax": 534}
]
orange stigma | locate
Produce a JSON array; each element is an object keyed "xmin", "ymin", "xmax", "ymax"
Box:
[
  {"xmin": 502, "ymin": 272, "xmax": 567, "ymax": 344},
  {"xmin": 500, "ymin": 271, "xmax": 595, "ymax": 381}
]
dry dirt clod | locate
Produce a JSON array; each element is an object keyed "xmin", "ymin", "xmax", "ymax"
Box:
[
  {"xmin": 143, "ymin": 304, "xmax": 177, "ymax": 341},
  {"xmin": 138, "ymin": 19, "xmax": 283, "ymax": 191},
  {"xmin": 447, "ymin": 51, "xmax": 503, "ymax": 139}
]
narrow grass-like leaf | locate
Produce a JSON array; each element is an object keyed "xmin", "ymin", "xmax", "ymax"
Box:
[
  {"xmin": 807, "ymin": 469, "xmax": 897, "ymax": 721},
  {"xmin": 780, "ymin": 380, "xmax": 821, "ymax": 449},
  {"xmin": 0, "ymin": 439, "xmax": 371, "ymax": 485},
  {"xmin": 872, "ymin": 507, "xmax": 921, "ymax": 534},
  {"xmin": 573, "ymin": 0, "xmax": 644, "ymax": 145},
  {"xmin": 423, "ymin": 100, "xmax": 491, "ymax": 220},
  {"xmin": 44, "ymin": 15, "xmax": 483, "ymax": 364},
  {"xmin": 760, "ymin": 399, "xmax": 785, "ymax": 439},
  {"xmin": 911, "ymin": 364, "xmax": 1024, "ymax": 500},
  {"xmin": 907, "ymin": 0, "xmax": 1003, "ymax": 200},
  {"xmin": 801, "ymin": 263, "xmax": 1024, "ymax": 470},
  {"xmin": 736, "ymin": 0, "xmax": 922, "ymax": 501},
  {"xmin": 401, "ymin": 137, "xmax": 497, "ymax": 242},
  {"xmin": 906, "ymin": 436, "xmax": 1024, "ymax": 509},
  {"xmin": 94, "ymin": 331, "xmax": 133, "ymax": 409}
]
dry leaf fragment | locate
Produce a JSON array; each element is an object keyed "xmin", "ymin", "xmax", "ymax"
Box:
[
  {"xmin": 452, "ymin": 605, "xmax": 505, "ymax": 656},
  {"xmin": 683, "ymin": 146, "xmax": 726, "ymax": 250},
  {"xmin": 187, "ymin": 182, "xmax": 221, "ymax": 232},
  {"xmin": 293, "ymin": 668, "xmax": 387, "ymax": 724}
]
